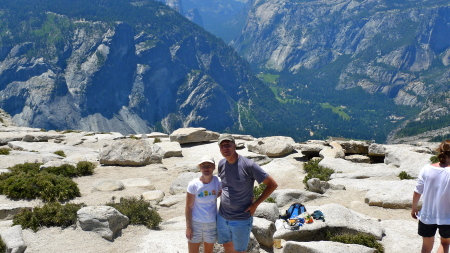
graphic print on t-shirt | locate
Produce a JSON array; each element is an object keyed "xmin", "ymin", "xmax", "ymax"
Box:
[{"xmin": 198, "ymin": 189, "xmax": 217, "ymax": 198}]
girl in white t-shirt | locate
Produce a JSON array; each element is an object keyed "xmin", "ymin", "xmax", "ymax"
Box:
[
  {"xmin": 412, "ymin": 140, "xmax": 450, "ymax": 253},
  {"xmin": 185, "ymin": 155, "xmax": 221, "ymax": 253}
]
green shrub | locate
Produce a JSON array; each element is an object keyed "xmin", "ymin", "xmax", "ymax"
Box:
[
  {"xmin": 0, "ymin": 148, "xmax": 10, "ymax": 155},
  {"xmin": 13, "ymin": 202, "xmax": 85, "ymax": 232},
  {"xmin": 54, "ymin": 150, "xmax": 66, "ymax": 157},
  {"xmin": 154, "ymin": 137, "xmax": 161, "ymax": 143},
  {"xmin": 327, "ymin": 232, "xmax": 384, "ymax": 253},
  {"xmin": 0, "ymin": 163, "xmax": 81, "ymax": 202},
  {"xmin": 76, "ymin": 161, "xmax": 95, "ymax": 176},
  {"xmin": 0, "ymin": 172, "xmax": 80, "ymax": 202},
  {"xmin": 398, "ymin": 171, "xmax": 414, "ymax": 180},
  {"xmin": 0, "ymin": 236, "xmax": 5, "ymax": 253},
  {"xmin": 303, "ymin": 159, "xmax": 334, "ymax": 187},
  {"xmin": 42, "ymin": 161, "xmax": 95, "ymax": 178},
  {"xmin": 253, "ymin": 183, "xmax": 276, "ymax": 203},
  {"xmin": 430, "ymin": 155, "xmax": 439, "ymax": 163},
  {"xmin": 7, "ymin": 163, "xmax": 40, "ymax": 174},
  {"xmin": 106, "ymin": 197, "xmax": 162, "ymax": 229},
  {"xmin": 129, "ymin": 134, "xmax": 139, "ymax": 139}
]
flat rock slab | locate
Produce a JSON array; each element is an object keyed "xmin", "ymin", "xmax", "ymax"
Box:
[
  {"xmin": 283, "ymin": 240, "xmax": 375, "ymax": 253},
  {"xmin": 274, "ymin": 203, "xmax": 384, "ymax": 241},
  {"xmin": 329, "ymin": 178, "xmax": 417, "ymax": 209}
]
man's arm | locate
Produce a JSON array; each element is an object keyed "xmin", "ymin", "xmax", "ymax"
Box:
[{"xmin": 245, "ymin": 175, "xmax": 278, "ymax": 216}]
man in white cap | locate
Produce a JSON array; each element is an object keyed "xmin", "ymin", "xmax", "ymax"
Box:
[
  {"xmin": 185, "ymin": 155, "xmax": 221, "ymax": 253},
  {"xmin": 217, "ymin": 134, "xmax": 278, "ymax": 253}
]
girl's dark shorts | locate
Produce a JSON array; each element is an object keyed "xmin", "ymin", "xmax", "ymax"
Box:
[{"xmin": 419, "ymin": 220, "xmax": 450, "ymax": 238}]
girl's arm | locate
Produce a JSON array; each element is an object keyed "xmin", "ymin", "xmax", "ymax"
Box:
[{"xmin": 185, "ymin": 192, "xmax": 195, "ymax": 240}]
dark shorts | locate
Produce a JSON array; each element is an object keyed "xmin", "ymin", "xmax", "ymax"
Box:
[{"xmin": 419, "ymin": 220, "xmax": 450, "ymax": 238}]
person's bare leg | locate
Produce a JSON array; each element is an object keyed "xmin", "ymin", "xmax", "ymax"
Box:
[
  {"xmin": 422, "ymin": 236, "xmax": 435, "ymax": 253},
  {"xmin": 437, "ymin": 237, "xmax": 450, "ymax": 253},
  {"xmin": 188, "ymin": 242, "xmax": 201, "ymax": 253},
  {"xmin": 223, "ymin": 241, "xmax": 236, "ymax": 253},
  {"xmin": 203, "ymin": 242, "xmax": 215, "ymax": 253}
]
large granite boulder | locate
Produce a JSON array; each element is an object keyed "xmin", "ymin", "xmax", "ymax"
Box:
[
  {"xmin": 0, "ymin": 225, "xmax": 27, "ymax": 253},
  {"xmin": 99, "ymin": 139, "xmax": 162, "ymax": 166},
  {"xmin": 383, "ymin": 145, "xmax": 433, "ymax": 177},
  {"xmin": 254, "ymin": 202, "xmax": 280, "ymax": 222},
  {"xmin": 319, "ymin": 141, "xmax": 345, "ymax": 159},
  {"xmin": 169, "ymin": 128, "xmax": 219, "ymax": 144},
  {"xmin": 77, "ymin": 206, "xmax": 130, "ymax": 241},
  {"xmin": 247, "ymin": 136, "xmax": 295, "ymax": 157},
  {"xmin": 153, "ymin": 141, "xmax": 183, "ymax": 158},
  {"xmin": 273, "ymin": 204, "xmax": 385, "ymax": 242},
  {"xmin": 252, "ymin": 217, "xmax": 276, "ymax": 248},
  {"xmin": 295, "ymin": 140, "xmax": 328, "ymax": 159},
  {"xmin": 321, "ymin": 158, "xmax": 401, "ymax": 179},
  {"xmin": 271, "ymin": 189, "xmax": 323, "ymax": 207},
  {"xmin": 336, "ymin": 140, "xmax": 371, "ymax": 154},
  {"xmin": 169, "ymin": 172, "xmax": 201, "ymax": 195},
  {"xmin": 364, "ymin": 180, "xmax": 417, "ymax": 209}
]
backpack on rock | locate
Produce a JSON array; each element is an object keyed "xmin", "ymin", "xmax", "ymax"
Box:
[{"xmin": 279, "ymin": 202, "xmax": 306, "ymax": 221}]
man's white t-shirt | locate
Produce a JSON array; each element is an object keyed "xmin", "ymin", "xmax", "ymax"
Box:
[
  {"xmin": 187, "ymin": 176, "xmax": 221, "ymax": 223},
  {"xmin": 415, "ymin": 164, "xmax": 450, "ymax": 225}
]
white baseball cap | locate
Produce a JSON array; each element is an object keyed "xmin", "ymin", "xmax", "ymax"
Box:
[{"xmin": 198, "ymin": 155, "xmax": 215, "ymax": 165}]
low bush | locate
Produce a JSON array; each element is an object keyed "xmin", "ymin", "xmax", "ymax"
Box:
[
  {"xmin": 0, "ymin": 163, "xmax": 81, "ymax": 202},
  {"xmin": 327, "ymin": 232, "xmax": 384, "ymax": 253},
  {"xmin": 398, "ymin": 171, "xmax": 414, "ymax": 180},
  {"xmin": 76, "ymin": 161, "xmax": 95, "ymax": 176},
  {"xmin": 0, "ymin": 236, "xmax": 5, "ymax": 252},
  {"xmin": 13, "ymin": 202, "xmax": 85, "ymax": 232},
  {"xmin": 430, "ymin": 155, "xmax": 439, "ymax": 163},
  {"xmin": 253, "ymin": 183, "xmax": 276, "ymax": 203},
  {"xmin": 5, "ymin": 162, "xmax": 40, "ymax": 174},
  {"xmin": 0, "ymin": 148, "xmax": 10, "ymax": 155},
  {"xmin": 0, "ymin": 172, "xmax": 80, "ymax": 202},
  {"xmin": 303, "ymin": 159, "xmax": 334, "ymax": 187},
  {"xmin": 106, "ymin": 197, "xmax": 162, "ymax": 229},
  {"xmin": 129, "ymin": 135, "xmax": 139, "ymax": 139},
  {"xmin": 154, "ymin": 137, "xmax": 161, "ymax": 143},
  {"xmin": 41, "ymin": 161, "xmax": 95, "ymax": 178},
  {"xmin": 54, "ymin": 150, "xmax": 66, "ymax": 157},
  {"xmin": 43, "ymin": 164, "xmax": 77, "ymax": 177}
]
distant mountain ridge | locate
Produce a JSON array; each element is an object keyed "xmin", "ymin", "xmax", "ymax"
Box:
[
  {"xmin": 0, "ymin": 0, "xmax": 295, "ymax": 138},
  {"xmin": 229, "ymin": 0, "xmax": 450, "ymax": 143}
]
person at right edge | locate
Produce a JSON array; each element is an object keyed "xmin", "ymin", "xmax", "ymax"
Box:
[
  {"xmin": 217, "ymin": 134, "xmax": 278, "ymax": 253},
  {"xmin": 412, "ymin": 139, "xmax": 450, "ymax": 253}
]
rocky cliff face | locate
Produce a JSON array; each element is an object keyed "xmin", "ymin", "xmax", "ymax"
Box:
[
  {"xmin": 232, "ymin": 0, "xmax": 450, "ymax": 103},
  {"xmin": 0, "ymin": 1, "xmax": 284, "ymax": 135},
  {"xmin": 231, "ymin": 0, "xmax": 450, "ymax": 142}
]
